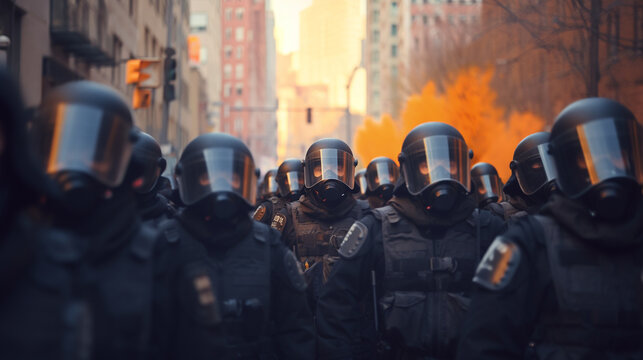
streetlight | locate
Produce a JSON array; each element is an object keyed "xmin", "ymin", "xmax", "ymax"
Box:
[{"xmin": 345, "ymin": 64, "xmax": 361, "ymax": 147}]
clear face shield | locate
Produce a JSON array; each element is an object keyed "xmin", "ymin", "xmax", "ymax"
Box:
[
  {"xmin": 277, "ymin": 170, "xmax": 304, "ymax": 197},
  {"xmin": 34, "ymin": 103, "xmax": 134, "ymax": 187},
  {"xmin": 355, "ymin": 171, "xmax": 368, "ymax": 196},
  {"xmin": 304, "ymin": 148, "xmax": 355, "ymax": 189},
  {"xmin": 513, "ymin": 143, "xmax": 558, "ymax": 195},
  {"xmin": 402, "ymin": 136, "xmax": 470, "ymax": 195},
  {"xmin": 471, "ymin": 173, "xmax": 502, "ymax": 203},
  {"xmin": 176, "ymin": 147, "xmax": 256, "ymax": 206},
  {"xmin": 366, "ymin": 161, "xmax": 399, "ymax": 192},
  {"xmin": 552, "ymin": 118, "xmax": 643, "ymax": 198},
  {"xmin": 262, "ymin": 171, "xmax": 279, "ymax": 197}
]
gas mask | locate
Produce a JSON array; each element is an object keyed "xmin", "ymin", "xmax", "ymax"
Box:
[
  {"xmin": 374, "ymin": 184, "xmax": 394, "ymax": 202},
  {"xmin": 53, "ymin": 171, "xmax": 106, "ymax": 216},
  {"xmin": 312, "ymin": 180, "xmax": 350, "ymax": 208},
  {"xmin": 420, "ymin": 182, "xmax": 460, "ymax": 213},
  {"xmin": 585, "ymin": 180, "xmax": 639, "ymax": 221}
]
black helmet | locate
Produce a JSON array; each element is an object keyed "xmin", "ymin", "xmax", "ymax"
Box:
[
  {"xmin": 175, "ymin": 133, "xmax": 256, "ymax": 207},
  {"xmin": 470, "ymin": 162, "xmax": 502, "ymax": 208},
  {"xmin": 276, "ymin": 158, "xmax": 305, "ymax": 199},
  {"xmin": 127, "ymin": 130, "xmax": 166, "ymax": 194},
  {"xmin": 510, "ymin": 132, "xmax": 557, "ymax": 196},
  {"xmin": 261, "ymin": 168, "xmax": 279, "ymax": 199},
  {"xmin": 366, "ymin": 157, "xmax": 399, "ymax": 196},
  {"xmin": 304, "ymin": 138, "xmax": 357, "ymax": 189},
  {"xmin": 33, "ymin": 81, "xmax": 136, "ymax": 188},
  {"xmin": 399, "ymin": 122, "xmax": 472, "ymax": 195},
  {"xmin": 354, "ymin": 169, "xmax": 367, "ymax": 198},
  {"xmin": 549, "ymin": 98, "xmax": 642, "ymax": 219}
]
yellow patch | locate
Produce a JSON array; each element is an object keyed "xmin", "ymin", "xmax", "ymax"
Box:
[
  {"xmin": 271, "ymin": 213, "xmax": 287, "ymax": 232},
  {"xmin": 253, "ymin": 205, "xmax": 267, "ymax": 221}
]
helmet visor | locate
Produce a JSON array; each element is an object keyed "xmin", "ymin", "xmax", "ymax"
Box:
[
  {"xmin": 277, "ymin": 170, "xmax": 304, "ymax": 197},
  {"xmin": 366, "ymin": 162, "xmax": 399, "ymax": 191},
  {"xmin": 177, "ymin": 147, "xmax": 256, "ymax": 206},
  {"xmin": 553, "ymin": 118, "xmax": 643, "ymax": 198},
  {"xmin": 514, "ymin": 143, "xmax": 558, "ymax": 195},
  {"xmin": 472, "ymin": 173, "xmax": 502, "ymax": 203},
  {"xmin": 304, "ymin": 148, "xmax": 355, "ymax": 189},
  {"xmin": 263, "ymin": 173, "xmax": 279, "ymax": 197},
  {"xmin": 35, "ymin": 103, "xmax": 133, "ymax": 187},
  {"xmin": 402, "ymin": 136, "xmax": 470, "ymax": 195},
  {"xmin": 356, "ymin": 172, "xmax": 368, "ymax": 196}
]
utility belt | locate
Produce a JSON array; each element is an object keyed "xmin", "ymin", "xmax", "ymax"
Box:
[{"xmin": 220, "ymin": 298, "xmax": 266, "ymax": 340}]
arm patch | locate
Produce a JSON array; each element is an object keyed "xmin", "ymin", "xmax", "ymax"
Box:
[
  {"xmin": 338, "ymin": 221, "xmax": 368, "ymax": 259},
  {"xmin": 271, "ymin": 213, "xmax": 287, "ymax": 232},
  {"xmin": 253, "ymin": 205, "xmax": 267, "ymax": 221},
  {"xmin": 473, "ymin": 236, "xmax": 522, "ymax": 291},
  {"xmin": 283, "ymin": 250, "xmax": 307, "ymax": 292}
]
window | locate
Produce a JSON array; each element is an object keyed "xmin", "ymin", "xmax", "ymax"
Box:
[
  {"xmin": 224, "ymin": 83, "xmax": 232, "ymax": 97},
  {"xmin": 391, "ymin": 65, "xmax": 398, "ymax": 78},
  {"xmin": 391, "ymin": 44, "xmax": 398, "ymax": 57},
  {"xmin": 371, "ymin": 71, "xmax": 380, "ymax": 84},
  {"xmin": 236, "ymin": 8, "xmax": 244, "ymax": 20},
  {"xmin": 635, "ymin": 6, "xmax": 643, "ymax": 53},
  {"xmin": 236, "ymin": 83, "xmax": 243, "ymax": 96},
  {"xmin": 225, "ymin": 28, "xmax": 232, "ymax": 40},
  {"xmin": 234, "ymin": 118, "xmax": 242, "ymax": 133},
  {"xmin": 391, "ymin": 24, "xmax": 398, "ymax": 36},
  {"xmin": 414, "ymin": 37, "xmax": 419, "ymax": 48},
  {"xmin": 435, "ymin": 15, "xmax": 441, "ymax": 25},
  {"xmin": 392, "ymin": 2, "xmax": 398, "ymax": 10},
  {"xmin": 423, "ymin": 15, "xmax": 428, "ymax": 25},
  {"xmin": 190, "ymin": 13, "xmax": 207, "ymax": 31},
  {"xmin": 235, "ymin": 64, "xmax": 244, "ymax": 79},
  {"xmin": 448, "ymin": 15, "xmax": 454, "ymax": 25},
  {"xmin": 373, "ymin": 10, "xmax": 380, "ymax": 22},
  {"xmin": 236, "ymin": 45, "xmax": 243, "ymax": 58},
  {"xmin": 144, "ymin": 27, "xmax": 150, "ymax": 56},
  {"xmin": 224, "ymin": 64, "xmax": 232, "ymax": 79},
  {"xmin": 235, "ymin": 27, "xmax": 244, "ymax": 41},
  {"xmin": 225, "ymin": 45, "xmax": 233, "ymax": 58},
  {"xmin": 200, "ymin": 47, "xmax": 208, "ymax": 64},
  {"xmin": 225, "ymin": 8, "xmax": 232, "ymax": 20},
  {"xmin": 112, "ymin": 36, "xmax": 123, "ymax": 87},
  {"xmin": 129, "ymin": 0, "xmax": 135, "ymax": 17},
  {"xmin": 371, "ymin": 50, "xmax": 380, "ymax": 63},
  {"xmin": 372, "ymin": 30, "xmax": 380, "ymax": 43}
]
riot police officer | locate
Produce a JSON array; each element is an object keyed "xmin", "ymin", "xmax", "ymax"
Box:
[
  {"xmin": 457, "ymin": 98, "xmax": 643, "ymax": 359},
  {"xmin": 125, "ymin": 130, "xmax": 175, "ymax": 225},
  {"xmin": 254, "ymin": 159, "xmax": 305, "ymax": 225},
  {"xmin": 316, "ymin": 123, "xmax": 506, "ymax": 359},
  {"xmin": 165, "ymin": 133, "xmax": 314, "ymax": 359},
  {"xmin": 470, "ymin": 162, "xmax": 503, "ymax": 213},
  {"xmin": 499, "ymin": 132, "xmax": 558, "ymax": 221},
  {"xmin": 272, "ymin": 138, "xmax": 369, "ymax": 310},
  {"xmin": 253, "ymin": 168, "xmax": 280, "ymax": 224},
  {"xmin": 354, "ymin": 169, "xmax": 368, "ymax": 200},
  {"xmin": 1, "ymin": 81, "xmax": 159, "ymax": 360},
  {"xmin": 364, "ymin": 156, "xmax": 399, "ymax": 209}
]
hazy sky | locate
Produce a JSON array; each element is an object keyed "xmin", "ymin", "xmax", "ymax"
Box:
[{"xmin": 272, "ymin": 0, "xmax": 313, "ymax": 54}]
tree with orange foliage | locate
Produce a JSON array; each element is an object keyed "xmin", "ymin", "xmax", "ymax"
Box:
[{"xmin": 355, "ymin": 67, "xmax": 545, "ymax": 180}]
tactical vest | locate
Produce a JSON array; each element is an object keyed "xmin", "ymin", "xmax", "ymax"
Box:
[
  {"xmin": 532, "ymin": 215, "xmax": 642, "ymax": 356},
  {"xmin": 373, "ymin": 205, "xmax": 484, "ymax": 358},
  {"xmin": 290, "ymin": 200, "xmax": 369, "ymax": 264},
  {"xmin": 209, "ymin": 221, "xmax": 273, "ymax": 358}
]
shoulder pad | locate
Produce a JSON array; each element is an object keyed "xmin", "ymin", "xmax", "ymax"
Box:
[
  {"xmin": 158, "ymin": 219, "xmax": 181, "ymax": 244},
  {"xmin": 338, "ymin": 220, "xmax": 369, "ymax": 259},
  {"xmin": 357, "ymin": 199, "xmax": 371, "ymax": 212},
  {"xmin": 253, "ymin": 204, "xmax": 268, "ymax": 222},
  {"xmin": 467, "ymin": 208, "xmax": 492, "ymax": 227},
  {"xmin": 130, "ymin": 223, "xmax": 159, "ymax": 260},
  {"xmin": 252, "ymin": 221, "xmax": 270, "ymax": 243},
  {"xmin": 473, "ymin": 236, "xmax": 522, "ymax": 291},
  {"xmin": 371, "ymin": 205, "xmax": 400, "ymax": 224},
  {"xmin": 271, "ymin": 212, "xmax": 287, "ymax": 232},
  {"xmin": 283, "ymin": 250, "xmax": 307, "ymax": 291}
]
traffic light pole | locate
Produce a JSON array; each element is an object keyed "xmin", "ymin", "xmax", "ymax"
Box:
[{"xmin": 160, "ymin": 0, "xmax": 174, "ymax": 146}]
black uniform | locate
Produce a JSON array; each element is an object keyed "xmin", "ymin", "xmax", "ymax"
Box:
[
  {"xmin": 171, "ymin": 133, "xmax": 314, "ymax": 359},
  {"xmin": 316, "ymin": 195, "xmax": 505, "ymax": 359},
  {"xmin": 253, "ymin": 195, "xmax": 287, "ymax": 225},
  {"xmin": 317, "ymin": 122, "xmax": 507, "ymax": 360},
  {"xmin": 458, "ymin": 98, "xmax": 643, "ymax": 359}
]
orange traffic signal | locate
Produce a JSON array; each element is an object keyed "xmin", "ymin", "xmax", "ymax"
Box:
[
  {"xmin": 133, "ymin": 87, "xmax": 152, "ymax": 109},
  {"xmin": 126, "ymin": 59, "xmax": 161, "ymax": 87}
]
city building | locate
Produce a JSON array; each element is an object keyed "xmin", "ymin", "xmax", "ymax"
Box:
[
  {"xmin": 219, "ymin": 0, "xmax": 277, "ymax": 169},
  {"xmin": 0, "ymin": 0, "xmax": 204, "ymax": 154},
  {"xmin": 189, "ymin": 0, "xmax": 222, "ymax": 132}
]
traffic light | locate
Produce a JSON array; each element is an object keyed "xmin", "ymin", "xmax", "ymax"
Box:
[
  {"xmin": 132, "ymin": 87, "xmax": 152, "ymax": 109},
  {"xmin": 164, "ymin": 47, "xmax": 177, "ymax": 102},
  {"xmin": 306, "ymin": 107, "xmax": 312, "ymax": 124},
  {"xmin": 125, "ymin": 59, "xmax": 161, "ymax": 87}
]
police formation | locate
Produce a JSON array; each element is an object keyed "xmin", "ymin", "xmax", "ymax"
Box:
[{"xmin": 0, "ymin": 70, "xmax": 641, "ymax": 360}]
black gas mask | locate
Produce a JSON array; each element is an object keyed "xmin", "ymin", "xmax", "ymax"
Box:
[
  {"xmin": 584, "ymin": 180, "xmax": 639, "ymax": 221},
  {"xmin": 191, "ymin": 192, "xmax": 250, "ymax": 225},
  {"xmin": 312, "ymin": 180, "xmax": 350, "ymax": 208},
  {"xmin": 53, "ymin": 171, "xmax": 107, "ymax": 216},
  {"xmin": 374, "ymin": 184, "xmax": 394, "ymax": 202},
  {"xmin": 420, "ymin": 182, "xmax": 461, "ymax": 213}
]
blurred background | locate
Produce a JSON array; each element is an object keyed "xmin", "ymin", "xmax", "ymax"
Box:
[{"xmin": 1, "ymin": 0, "xmax": 641, "ymax": 179}]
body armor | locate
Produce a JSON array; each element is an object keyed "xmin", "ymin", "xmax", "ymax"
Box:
[
  {"xmin": 207, "ymin": 221, "xmax": 273, "ymax": 358},
  {"xmin": 373, "ymin": 205, "xmax": 485, "ymax": 358},
  {"xmin": 531, "ymin": 215, "xmax": 642, "ymax": 358}
]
